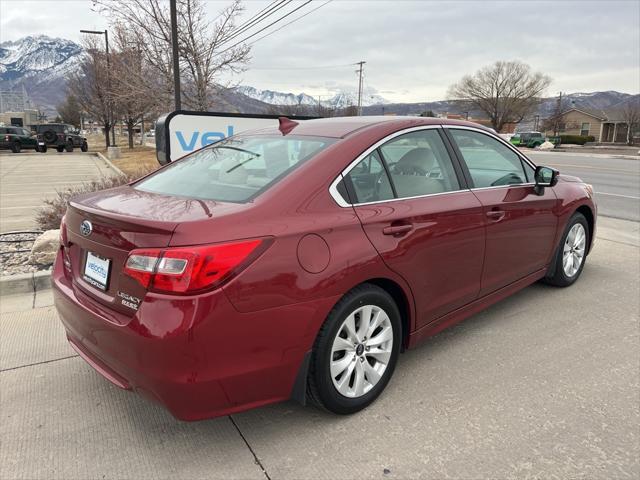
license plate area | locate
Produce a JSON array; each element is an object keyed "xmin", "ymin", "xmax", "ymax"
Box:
[{"xmin": 83, "ymin": 251, "xmax": 111, "ymax": 291}]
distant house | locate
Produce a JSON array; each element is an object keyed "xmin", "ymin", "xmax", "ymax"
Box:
[{"xmin": 542, "ymin": 106, "xmax": 639, "ymax": 144}]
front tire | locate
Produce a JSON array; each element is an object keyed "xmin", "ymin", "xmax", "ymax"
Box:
[
  {"xmin": 307, "ymin": 283, "xmax": 402, "ymax": 414},
  {"xmin": 56, "ymin": 145, "xmax": 64, "ymax": 153},
  {"xmin": 544, "ymin": 212, "xmax": 589, "ymax": 287}
]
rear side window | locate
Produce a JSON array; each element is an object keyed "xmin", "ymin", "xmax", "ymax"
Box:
[
  {"xmin": 449, "ymin": 129, "xmax": 528, "ymax": 188},
  {"xmin": 343, "ymin": 151, "xmax": 394, "ymax": 203},
  {"xmin": 135, "ymin": 135, "xmax": 334, "ymax": 203},
  {"xmin": 340, "ymin": 129, "xmax": 460, "ymax": 204}
]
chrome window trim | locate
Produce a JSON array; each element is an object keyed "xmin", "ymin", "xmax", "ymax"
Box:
[
  {"xmin": 470, "ymin": 182, "xmax": 535, "ymax": 192},
  {"xmin": 328, "ymin": 124, "xmax": 540, "ymax": 208},
  {"xmin": 328, "ymin": 125, "xmax": 457, "ymax": 208}
]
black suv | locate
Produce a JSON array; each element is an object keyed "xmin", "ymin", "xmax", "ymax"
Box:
[
  {"xmin": 35, "ymin": 123, "xmax": 88, "ymax": 152},
  {"xmin": 0, "ymin": 126, "xmax": 39, "ymax": 153}
]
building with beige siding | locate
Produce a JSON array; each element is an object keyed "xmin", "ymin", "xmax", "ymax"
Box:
[{"xmin": 543, "ymin": 107, "xmax": 639, "ymax": 144}]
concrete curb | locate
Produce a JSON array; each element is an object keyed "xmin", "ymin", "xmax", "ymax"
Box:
[
  {"xmin": 526, "ymin": 150, "xmax": 639, "ymax": 160},
  {"xmin": 95, "ymin": 151, "xmax": 126, "ymax": 177},
  {"xmin": 0, "ymin": 270, "xmax": 51, "ymax": 297}
]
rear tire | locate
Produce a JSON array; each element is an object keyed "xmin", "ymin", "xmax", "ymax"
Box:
[
  {"xmin": 544, "ymin": 212, "xmax": 589, "ymax": 287},
  {"xmin": 56, "ymin": 146, "xmax": 64, "ymax": 153},
  {"xmin": 11, "ymin": 142, "xmax": 21, "ymax": 153},
  {"xmin": 65, "ymin": 141, "xmax": 74, "ymax": 152},
  {"xmin": 81, "ymin": 142, "xmax": 88, "ymax": 152},
  {"xmin": 39, "ymin": 145, "xmax": 47, "ymax": 153},
  {"xmin": 307, "ymin": 283, "xmax": 402, "ymax": 415}
]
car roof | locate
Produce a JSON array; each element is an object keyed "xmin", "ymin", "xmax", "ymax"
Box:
[{"xmin": 255, "ymin": 116, "xmax": 494, "ymax": 139}]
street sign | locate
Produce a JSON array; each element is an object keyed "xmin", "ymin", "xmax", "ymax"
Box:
[{"xmin": 155, "ymin": 111, "xmax": 316, "ymax": 164}]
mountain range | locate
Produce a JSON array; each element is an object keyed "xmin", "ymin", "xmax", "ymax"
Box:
[{"xmin": 1, "ymin": 35, "xmax": 637, "ymax": 120}]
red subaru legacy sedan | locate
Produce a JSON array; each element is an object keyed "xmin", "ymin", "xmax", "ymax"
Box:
[{"xmin": 53, "ymin": 117, "xmax": 596, "ymax": 420}]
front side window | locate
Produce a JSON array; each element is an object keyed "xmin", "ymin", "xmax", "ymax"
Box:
[
  {"xmin": 450, "ymin": 129, "xmax": 528, "ymax": 188},
  {"xmin": 379, "ymin": 129, "xmax": 460, "ymax": 198},
  {"xmin": 136, "ymin": 135, "xmax": 334, "ymax": 203}
]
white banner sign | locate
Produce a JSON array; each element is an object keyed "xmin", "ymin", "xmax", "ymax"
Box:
[{"xmin": 156, "ymin": 112, "xmax": 315, "ymax": 164}]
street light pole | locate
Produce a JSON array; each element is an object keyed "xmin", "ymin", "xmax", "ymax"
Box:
[
  {"xmin": 80, "ymin": 29, "xmax": 115, "ymax": 146},
  {"xmin": 170, "ymin": 0, "xmax": 182, "ymax": 110}
]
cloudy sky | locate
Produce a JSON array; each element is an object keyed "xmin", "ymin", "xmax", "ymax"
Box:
[{"xmin": 1, "ymin": 0, "xmax": 638, "ymax": 102}]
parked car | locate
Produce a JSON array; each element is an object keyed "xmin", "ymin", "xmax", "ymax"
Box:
[
  {"xmin": 35, "ymin": 123, "xmax": 88, "ymax": 153},
  {"xmin": 53, "ymin": 117, "xmax": 596, "ymax": 421},
  {"xmin": 0, "ymin": 126, "xmax": 39, "ymax": 153},
  {"xmin": 510, "ymin": 131, "xmax": 546, "ymax": 148}
]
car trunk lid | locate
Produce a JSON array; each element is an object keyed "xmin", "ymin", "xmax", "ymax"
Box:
[{"xmin": 64, "ymin": 185, "xmax": 229, "ymax": 319}]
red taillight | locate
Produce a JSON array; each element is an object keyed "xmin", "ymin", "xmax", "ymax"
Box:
[
  {"xmin": 4, "ymin": 135, "xmax": 10, "ymax": 141},
  {"xmin": 59, "ymin": 215, "xmax": 71, "ymax": 275},
  {"xmin": 59, "ymin": 215, "xmax": 68, "ymax": 246},
  {"xmin": 123, "ymin": 238, "xmax": 270, "ymax": 294}
]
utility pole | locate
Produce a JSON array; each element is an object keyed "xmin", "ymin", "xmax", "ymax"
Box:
[
  {"xmin": 170, "ymin": 0, "xmax": 182, "ymax": 110},
  {"xmin": 355, "ymin": 61, "xmax": 366, "ymax": 116},
  {"xmin": 105, "ymin": 30, "xmax": 115, "ymax": 146}
]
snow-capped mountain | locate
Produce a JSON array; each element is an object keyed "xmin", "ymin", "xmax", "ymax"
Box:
[
  {"xmin": 236, "ymin": 86, "xmax": 318, "ymax": 107},
  {"xmin": 0, "ymin": 35, "xmax": 84, "ymax": 111},
  {"xmin": 237, "ymin": 85, "xmax": 387, "ymax": 108}
]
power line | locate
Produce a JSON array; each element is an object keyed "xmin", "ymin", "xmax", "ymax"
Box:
[
  {"xmin": 216, "ymin": 0, "xmax": 314, "ymax": 55},
  {"xmin": 245, "ymin": 0, "xmax": 334, "ymax": 48},
  {"xmin": 250, "ymin": 62, "xmax": 356, "ymax": 71},
  {"xmin": 218, "ymin": 0, "xmax": 292, "ymax": 47}
]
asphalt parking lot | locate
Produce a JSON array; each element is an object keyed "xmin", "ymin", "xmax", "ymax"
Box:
[
  {"xmin": 0, "ymin": 152, "xmax": 117, "ymax": 232},
  {"xmin": 1, "ymin": 218, "xmax": 638, "ymax": 479}
]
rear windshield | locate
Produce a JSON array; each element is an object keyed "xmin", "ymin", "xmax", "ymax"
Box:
[
  {"xmin": 135, "ymin": 134, "xmax": 335, "ymax": 202},
  {"xmin": 36, "ymin": 124, "xmax": 66, "ymax": 133}
]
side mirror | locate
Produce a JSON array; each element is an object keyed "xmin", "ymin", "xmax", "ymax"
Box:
[{"xmin": 534, "ymin": 165, "xmax": 559, "ymax": 195}]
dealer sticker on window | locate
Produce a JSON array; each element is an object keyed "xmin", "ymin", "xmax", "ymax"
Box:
[{"xmin": 83, "ymin": 251, "xmax": 111, "ymax": 290}]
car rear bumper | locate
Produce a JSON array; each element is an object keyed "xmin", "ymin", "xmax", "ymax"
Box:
[{"xmin": 52, "ymin": 251, "xmax": 339, "ymax": 420}]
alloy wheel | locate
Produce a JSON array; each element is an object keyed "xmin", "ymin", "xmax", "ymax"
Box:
[
  {"xmin": 330, "ymin": 305, "xmax": 393, "ymax": 398},
  {"xmin": 562, "ymin": 223, "xmax": 586, "ymax": 277}
]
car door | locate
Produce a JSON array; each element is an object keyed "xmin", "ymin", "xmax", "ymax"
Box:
[
  {"xmin": 21, "ymin": 128, "xmax": 37, "ymax": 148},
  {"xmin": 337, "ymin": 126, "xmax": 486, "ymax": 328},
  {"xmin": 445, "ymin": 127, "xmax": 558, "ymax": 296}
]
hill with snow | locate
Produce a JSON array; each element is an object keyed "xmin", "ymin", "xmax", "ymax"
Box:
[{"xmin": 0, "ymin": 35, "xmax": 84, "ymax": 111}]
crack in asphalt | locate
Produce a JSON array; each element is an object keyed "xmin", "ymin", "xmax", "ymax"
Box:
[
  {"xmin": 0, "ymin": 354, "xmax": 78, "ymax": 373},
  {"xmin": 229, "ymin": 415, "xmax": 272, "ymax": 480}
]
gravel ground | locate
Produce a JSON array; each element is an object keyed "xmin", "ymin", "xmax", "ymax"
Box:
[{"xmin": 0, "ymin": 232, "xmax": 52, "ymax": 276}]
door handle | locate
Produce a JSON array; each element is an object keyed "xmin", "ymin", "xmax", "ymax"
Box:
[
  {"xmin": 382, "ymin": 224, "xmax": 413, "ymax": 236},
  {"xmin": 486, "ymin": 210, "xmax": 506, "ymax": 222}
]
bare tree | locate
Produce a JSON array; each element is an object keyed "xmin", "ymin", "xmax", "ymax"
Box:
[
  {"xmin": 95, "ymin": 0, "xmax": 250, "ymax": 112},
  {"xmin": 620, "ymin": 98, "xmax": 640, "ymax": 145},
  {"xmin": 541, "ymin": 93, "xmax": 570, "ymax": 136},
  {"xmin": 110, "ymin": 26, "xmax": 158, "ymax": 148},
  {"xmin": 56, "ymin": 93, "xmax": 82, "ymax": 128},
  {"xmin": 448, "ymin": 60, "xmax": 552, "ymax": 132},
  {"xmin": 67, "ymin": 36, "xmax": 112, "ymax": 148}
]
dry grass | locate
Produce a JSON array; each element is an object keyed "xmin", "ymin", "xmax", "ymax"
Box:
[
  {"xmin": 109, "ymin": 146, "xmax": 160, "ymax": 176},
  {"xmin": 35, "ymin": 173, "xmax": 148, "ymax": 231}
]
